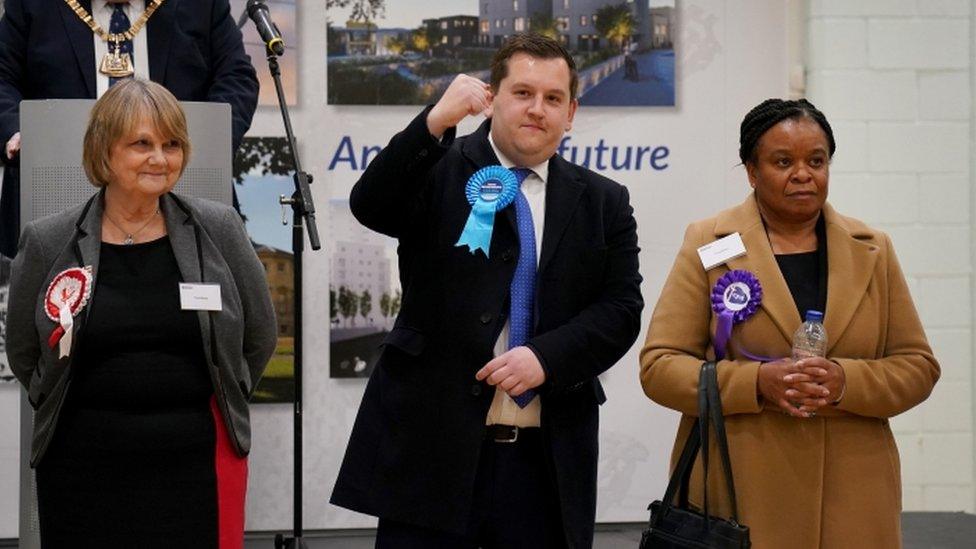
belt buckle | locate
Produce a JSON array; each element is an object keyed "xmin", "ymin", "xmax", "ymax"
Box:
[{"xmin": 495, "ymin": 425, "xmax": 518, "ymax": 443}]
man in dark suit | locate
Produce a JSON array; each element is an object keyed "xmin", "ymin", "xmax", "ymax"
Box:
[
  {"xmin": 0, "ymin": 0, "xmax": 259, "ymax": 257},
  {"xmin": 331, "ymin": 33, "xmax": 643, "ymax": 548}
]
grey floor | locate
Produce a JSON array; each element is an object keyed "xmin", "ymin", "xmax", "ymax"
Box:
[{"xmin": 245, "ymin": 512, "xmax": 976, "ymax": 548}]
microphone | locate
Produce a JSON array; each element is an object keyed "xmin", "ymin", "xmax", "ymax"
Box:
[{"xmin": 246, "ymin": 0, "xmax": 285, "ymax": 56}]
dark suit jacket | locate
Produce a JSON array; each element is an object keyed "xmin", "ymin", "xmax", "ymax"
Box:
[
  {"xmin": 0, "ymin": 0, "xmax": 259, "ymax": 256},
  {"xmin": 6, "ymin": 191, "xmax": 277, "ymax": 466},
  {"xmin": 331, "ymin": 108, "xmax": 644, "ymax": 548}
]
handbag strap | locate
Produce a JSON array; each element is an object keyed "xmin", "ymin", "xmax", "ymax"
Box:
[
  {"xmin": 699, "ymin": 363, "xmax": 711, "ymax": 522},
  {"xmin": 648, "ymin": 362, "xmax": 742, "ymax": 528},
  {"xmin": 649, "ymin": 362, "xmax": 712, "ymax": 527},
  {"xmin": 652, "ymin": 416, "xmax": 700, "ymax": 525},
  {"xmin": 703, "ymin": 361, "xmax": 741, "ymax": 522}
]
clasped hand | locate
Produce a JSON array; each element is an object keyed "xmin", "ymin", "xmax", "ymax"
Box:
[
  {"xmin": 758, "ymin": 357, "xmax": 845, "ymax": 418},
  {"xmin": 475, "ymin": 346, "xmax": 546, "ymax": 398}
]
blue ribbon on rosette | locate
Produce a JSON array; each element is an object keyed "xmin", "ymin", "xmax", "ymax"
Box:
[
  {"xmin": 711, "ymin": 270, "xmax": 763, "ymax": 361},
  {"xmin": 455, "ymin": 165, "xmax": 520, "ymax": 257}
]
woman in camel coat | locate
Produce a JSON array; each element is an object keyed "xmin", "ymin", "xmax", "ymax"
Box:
[{"xmin": 640, "ymin": 99, "xmax": 939, "ymax": 548}]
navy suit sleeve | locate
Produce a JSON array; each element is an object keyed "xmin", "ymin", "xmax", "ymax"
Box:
[
  {"xmin": 527, "ymin": 184, "xmax": 644, "ymax": 391},
  {"xmin": 207, "ymin": 0, "xmax": 258, "ymax": 153},
  {"xmin": 349, "ymin": 106, "xmax": 456, "ymax": 238},
  {"xmin": 0, "ymin": 0, "xmax": 28, "ymax": 145}
]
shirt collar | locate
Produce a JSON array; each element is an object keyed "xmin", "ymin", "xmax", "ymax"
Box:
[
  {"xmin": 98, "ymin": 1, "xmax": 131, "ymax": 13},
  {"xmin": 487, "ymin": 132, "xmax": 549, "ymax": 184}
]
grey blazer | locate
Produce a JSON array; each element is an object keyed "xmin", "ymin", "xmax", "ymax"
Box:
[{"xmin": 7, "ymin": 191, "xmax": 277, "ymax": 466}]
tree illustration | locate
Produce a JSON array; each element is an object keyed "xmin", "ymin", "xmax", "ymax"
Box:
[
  {"xmin": 530, "ymin": 12, "xmax": 559, "ymax": 39},
  {"xmin": 359, "ymin": 289, "xmax": 373, "ymax": 324},
  {"xmin": 390, "ymin": 288, "xmax": 402, "ymax": 317},
  {"xmin": 386, "ymin": 35, "xmax": 407, "ymax": 56},
  {"xmin": 233, "ymin": 136, "xmax": 293, "ymax": 185},
  {"xmin": 595, "ymin": 4, "xmax": 635, "ymax": 52},
  {"xmin": 326, "ymin": 0, "xmax": 386, "ymax": 23},
  {"xmin": 412, "ymin": 25, "xmax": 441, "ymax": 57},
  {"xmin": 379, "ymin": 291, "xmax": 392, "ymax": 320},
  {"xmin": 330, "ymin": 286, "xmax": 338, "ymax": 324},
  {"xmin": 338, "ymin": 285, "xmax": 359, "ymax": 327}
]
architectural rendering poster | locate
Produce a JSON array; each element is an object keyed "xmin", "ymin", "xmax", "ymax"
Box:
[
  {"xmin": 232, "ymin": 0, "xmax": 299, "ymax": 106},
  {"xmin": 327, "ymin": 0, "xmax": 676, "ymax": 106},
  {"xmin": 234, "ymin": 137, "xmax": 296, "ymax": 402},
  {"xmin": 328, "ymin": 200, "xmax": 401, "ymax": 378}
]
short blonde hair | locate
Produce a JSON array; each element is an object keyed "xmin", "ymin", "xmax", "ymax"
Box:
[{"xmin": 82, "ymin": 78, "xmax": 192, "ymax": 188}]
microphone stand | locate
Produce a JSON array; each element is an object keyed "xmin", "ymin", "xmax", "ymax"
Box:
[{"xmin": 265, "ymin": 44, "xmax": 321, "ymax": 549}]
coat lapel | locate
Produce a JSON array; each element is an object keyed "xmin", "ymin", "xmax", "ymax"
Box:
[
  {"xmin": 716, "ymin": 196, "xmax": 800, "ymax": 346},
  {"xmin": 715, "ymin": 196, "xmax": 881, "ymax": 352},
  {"xmin": 73, "ymin": 191, "xmax": 103, "ymax": 279},
  {"xmin": 160, "ymin": 194, "xmax": 214, "ymax": 365},
  {"xmin": 460, "ymin": 120, "xmax": 517, "ymax": 233},
  {"xmin": 146, "ymin": 0, "xmax": 176, "ymax": 82},
  {"xmin": 822, "ymin": 203, "xmax": 878, "ymax": 354},
  {"xmin": 66, "ymin": 191, "xmax": 104, "ymax": 342},
  {"xmin": 57, "ymin": 0, "xmax": 96, "ymax": 97},
  {"xmin": 538, "ymin": 155, "xmax": 584, "ymax": 274}
]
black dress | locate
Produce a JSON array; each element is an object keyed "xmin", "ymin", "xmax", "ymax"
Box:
[{"xmin": 36, "ymin": 237, "xmax": 220, "ymax": 548}]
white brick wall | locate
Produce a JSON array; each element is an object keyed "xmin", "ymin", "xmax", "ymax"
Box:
[{"xmin": 807, "ymin": 1, "xmax": 974, "ymax": 512}]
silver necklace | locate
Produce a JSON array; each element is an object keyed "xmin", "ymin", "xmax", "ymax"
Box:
[{"xmin": 105, "ymin": 207, "xmax": 159, "ymax": 245}]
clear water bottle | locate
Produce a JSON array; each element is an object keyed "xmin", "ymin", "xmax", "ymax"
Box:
[{"xmin": 792, "ymin": 310, "xmax": 827, "ymax": 360}]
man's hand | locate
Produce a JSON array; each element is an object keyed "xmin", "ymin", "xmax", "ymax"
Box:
[
  {"xmin": 426, "ymin": 75, "xmax": 491, "ymax": 139},
  {"xmin": 476, "ymin": 346, "xmax": 546, "ymax": 398},
  {"xmin": 5, "ymin": 132, "xmax": 20, "ymax": 160}
]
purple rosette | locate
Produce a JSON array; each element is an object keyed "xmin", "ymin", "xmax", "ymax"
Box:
[{"xmin": 710, "ymin": 270, "xmax": 763, "ymax": 361}]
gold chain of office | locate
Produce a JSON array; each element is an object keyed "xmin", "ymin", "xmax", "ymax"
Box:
[{"xmin": 62, "ymin": 0, "xmax": 166, "ymax": 77}]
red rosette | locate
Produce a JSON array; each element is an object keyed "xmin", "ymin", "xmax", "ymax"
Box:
[
  {"xmin": 44, "ymin": 266, "xmax": 93, "ymax": 349},
  {"xmin": 45, "ymin": 266, "xmax": 93, "ymax": 321}
]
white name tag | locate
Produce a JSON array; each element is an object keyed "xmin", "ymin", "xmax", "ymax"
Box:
[
  {"xmin": 697, "ymin": 232, "xmax": 747, "ymax": 271},
  {"xmin": 179, "ymin": 283, "xmax": 223, "ymax": 311}
]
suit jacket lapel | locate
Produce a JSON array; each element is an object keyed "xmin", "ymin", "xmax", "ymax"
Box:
[
  {"xmin": 822, "ymin": 203, "xmax": 878, "ymax": 354},
  {"xmin": 538, "ymin": 155, "xmax": 584, "ymax": 274},
  {"xmin": 58, "ymin": 0, "xmax": 96, "ymax": 97},
  {"xmin": 146, "ymin": 0, "xmax": 176, "ymax": 82},
  {"xmin": 717, "ymin": 195, "xmax": 800, "ymax": 346},
  {"xmin": 73, "ymin": 191, "xmax": 103, "ymax": 279}
]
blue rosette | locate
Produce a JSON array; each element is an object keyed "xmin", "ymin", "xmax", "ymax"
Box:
[
  {"xmin": 710, "ymin": 270, "xmax": 763, "ymax": 360},
  {"xmin": 455, "ymin": 165, "xmax": 520, "ymax": 257}
]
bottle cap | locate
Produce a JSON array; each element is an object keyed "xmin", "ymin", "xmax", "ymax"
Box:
[{"xmin": 804, "ymin": 310, "xmax": 823, "ymax": 322}]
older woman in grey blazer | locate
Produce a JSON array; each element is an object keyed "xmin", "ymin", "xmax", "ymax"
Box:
[{"xmin": 7, "ymin": 79, "xmax": 276, "ymax": 547}]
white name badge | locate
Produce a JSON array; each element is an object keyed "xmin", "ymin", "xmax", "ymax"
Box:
[
  {"xmin": 179, "ymin": 283, "xmax": 223, "ymax": 311},
  {"xmin": 697, "ymin": 232, "xmax": 747, "ymax": 271}
]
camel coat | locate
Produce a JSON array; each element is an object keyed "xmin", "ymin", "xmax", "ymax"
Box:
[{"xmin": 640, "ymin": 195, "xmax": 939, "ymax": 549}]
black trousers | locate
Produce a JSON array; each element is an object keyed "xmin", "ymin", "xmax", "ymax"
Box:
[{"xmin": 376, "ymin": 428, "xmax": 567, "ymax": 549}]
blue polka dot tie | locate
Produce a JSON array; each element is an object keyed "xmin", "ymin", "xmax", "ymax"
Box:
[
  {"xmin": 109, "ymin": 2, "xmax": 133, "ymax": 87},
  {"xmin": 508, "ymin": 167, "xmax": 537, "ymax": 408}
]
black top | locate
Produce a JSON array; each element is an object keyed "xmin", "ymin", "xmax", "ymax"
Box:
[
  {"xmin": 773, "ymin": 215, "xmax": 828, "ymax": 319},
  {"xmin": 65, "ymin": 237, "xmax": 212, "ymax": 413}
]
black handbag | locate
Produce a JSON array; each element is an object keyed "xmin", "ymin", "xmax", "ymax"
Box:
[{"xmin": 640, "ymin": 361, "xmax": 751, "ymax": 548}]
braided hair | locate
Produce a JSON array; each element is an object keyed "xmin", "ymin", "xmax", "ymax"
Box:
[{"xmin": 738, "ymin": 98, "xmax": 835, "ymax": 165}]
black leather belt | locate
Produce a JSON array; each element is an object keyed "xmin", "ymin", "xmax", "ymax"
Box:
[{"xmin": 485, "ymin": 424, "xmax": 540, "ymax": 443}]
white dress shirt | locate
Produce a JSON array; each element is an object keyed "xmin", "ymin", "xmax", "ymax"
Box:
[
  {"xmin": 485, "ymin": 133, "xmax": 547, "ymax": 428},
  {"xmin": 93, "ymin": 0, "xmax": 151, "ymax": 98}
]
